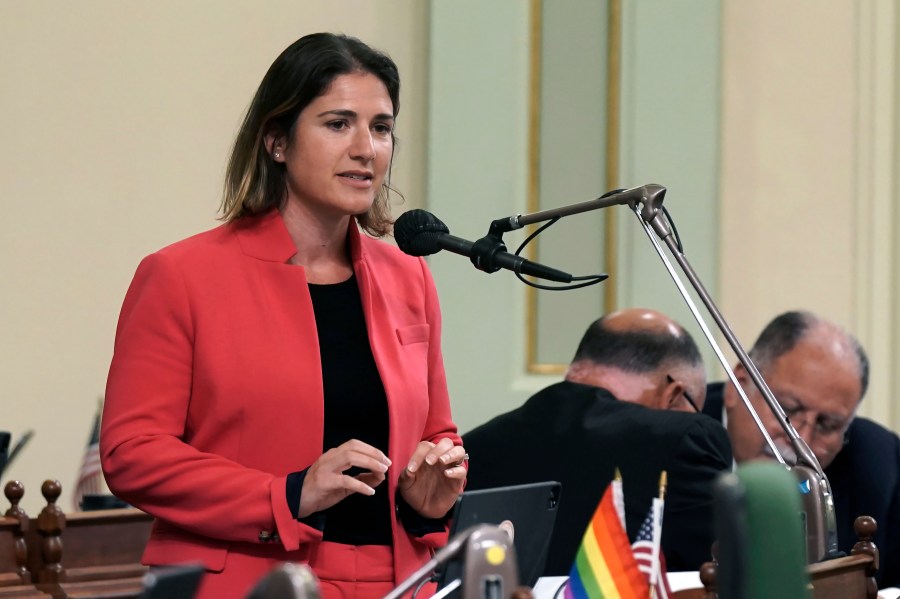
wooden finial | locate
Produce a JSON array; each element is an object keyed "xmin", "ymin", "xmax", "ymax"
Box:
[
  {"xmin": 4, "ymin": 480, "xmax": 26, "ymax": 518},
  {"xmin": 3, "ymin": 480, "xmax": 31, "ymax": 583},
  {"xmin": 851, "ymin": 514, "xmax": 879, "ymax": 596},
  {"xmin": 37, "ymin": 479, "xmax": 66, "ymax": 584},
  {"xmin": 699, "ymin": 559, "xmax": 718, "ymax": 598}
]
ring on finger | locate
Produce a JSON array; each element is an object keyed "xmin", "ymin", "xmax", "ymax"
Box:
[{"xmin": 453, "ymin": 453, "xmax": 470, "ymax": 467}]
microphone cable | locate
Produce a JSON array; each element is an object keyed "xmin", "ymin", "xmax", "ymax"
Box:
[
  {"xmin": 662, "ymin": 205, "xmax": 685, "ymax": 254},
  {"xmin": 509, "ymin": 185, "xmax": 630, "ymax": 291},
  {"xmin": 511, "ymin": 216, "xmax": 608, "ymax": 291},
  {"xmin": 509, "ymin": 189, "xmax": 691, "ymax": 291},
  {"xmin": 410, "ymin": 575, "xmax": 433, "ymax": 599}
]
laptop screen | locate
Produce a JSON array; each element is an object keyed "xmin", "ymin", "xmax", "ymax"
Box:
[{"xmin": 436, "ymin": 481, "xmax": 561, "ymax": 593}]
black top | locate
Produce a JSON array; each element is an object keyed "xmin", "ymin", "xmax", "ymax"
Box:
[
  {"xmin": 463, "ymin": 381, "xmax": 732, "ymax": 575},
  {"xmin": 308, "ymin": 275, "xmax": 392, "ymax": 545}
]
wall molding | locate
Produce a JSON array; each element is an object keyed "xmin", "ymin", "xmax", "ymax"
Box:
[{"xmin": 853, "ymin": 0, "xmax": 898, "ymax": 428}]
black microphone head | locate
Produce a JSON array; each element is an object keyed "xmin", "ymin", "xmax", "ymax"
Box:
[{"xmin": 394, "ymin": 209, "xmax": 450, "ymax": 256}]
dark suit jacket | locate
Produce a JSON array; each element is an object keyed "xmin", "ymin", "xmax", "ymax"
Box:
[
  {"xmin": 704, "ymin": 382, "xmax": 900, "ymax": 587},
  {"xmin": 462, "ymin": 381, "xmax": 732, "ymax": 575}
]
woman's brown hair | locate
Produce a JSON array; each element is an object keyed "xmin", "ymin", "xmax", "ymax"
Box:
[{"xmin": 221, "ymin": 33, "xmax": 401, "ymax": 237}]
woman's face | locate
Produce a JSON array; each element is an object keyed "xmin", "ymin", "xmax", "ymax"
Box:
[{"xmin": 274, "ymin": 72, "xmax": 394, "ymax": 223}]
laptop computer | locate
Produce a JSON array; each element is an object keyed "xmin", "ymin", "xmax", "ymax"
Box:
[{"xmin": 436, "ymin": 481, "xmax": 561, "ymax": 593}]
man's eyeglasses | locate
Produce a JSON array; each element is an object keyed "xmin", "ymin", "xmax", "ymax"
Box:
[
  {"xmin": 779, "ymin": 402, "xmax": 849, "ymax": 438},
  {"xmin": 666, "ymin": 374, "xmax": 700, "ymax": 413}
]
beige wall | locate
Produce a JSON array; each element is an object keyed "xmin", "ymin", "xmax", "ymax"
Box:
[
  {"xmin": 720, "ymin": 2, "xmax": 858, "ymax": 340},
  {"xmin": 0, "ymin": 1, "xmax": 428, "ymax": 514},
  {"xmin": 719, "ymin": 1, "xmax": 899, "ymax": 428}
]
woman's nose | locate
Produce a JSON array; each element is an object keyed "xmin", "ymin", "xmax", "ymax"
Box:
[{"xmin": 350, "ymin": 129, "xmax": 375, "ymax": 160}]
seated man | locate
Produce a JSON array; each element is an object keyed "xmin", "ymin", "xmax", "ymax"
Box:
[
  {"xmin": 703, "ymin": 310, "xmax": 900, "ymax": 587},
  {"xmin": 463, "ymin": 308, "xmax": 732, "ymax": 575}
]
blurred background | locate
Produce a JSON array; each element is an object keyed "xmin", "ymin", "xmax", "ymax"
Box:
[{"xmin": 2, "ymin": 0, "xmax": 898, "ymax": 513}]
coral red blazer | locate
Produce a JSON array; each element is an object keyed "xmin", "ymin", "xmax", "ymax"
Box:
[{"xmin": 101, "ymin": 210, "xmax": 460, "ymax": 594}]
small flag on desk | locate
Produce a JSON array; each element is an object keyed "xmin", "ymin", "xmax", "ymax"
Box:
[
  {"xmin": 631, "ymin": 471, "xmax": 673, "ymax": 599},
  {"xmin": 73, "ymin": 402, "xmax": 103, "ymax": 510},
  {"xmin": 632, "ymin": 502, "xmax": 673, "ymax": 598},
  {"xmin": 563, "ymin": 475, "xmax": 650, "ymax": 599}
]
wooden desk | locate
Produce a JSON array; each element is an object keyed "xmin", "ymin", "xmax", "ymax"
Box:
[
  {"xmin": 674, "ymin": 516, "xmax": 879, "ymax": 599},
  {"xmin": 808, "ymin": 553, "xmax": 876, "ymax": 599}
]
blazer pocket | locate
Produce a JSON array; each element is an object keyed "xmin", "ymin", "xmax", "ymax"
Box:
[
  {"xmin": 396, "ymin": 324, "xmax": 429, "ymax": 345},
  {"xmin": 143, "ymin": 526, "xmax": 227, "ymax": 572}
]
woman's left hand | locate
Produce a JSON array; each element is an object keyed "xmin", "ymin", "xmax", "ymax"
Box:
[{"xmin": 398, "ymin": 438, "xmax": 467, "ymax": 519}]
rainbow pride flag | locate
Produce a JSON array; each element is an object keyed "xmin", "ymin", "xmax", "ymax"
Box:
[{"xmin": 563, "ymin": 480, "xmax": 650, "ymax": 599}]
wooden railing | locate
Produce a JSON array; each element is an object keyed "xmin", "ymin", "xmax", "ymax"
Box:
[{"xmin": 0, "ymin": 480, "xmax": 152, "ymax": 599}]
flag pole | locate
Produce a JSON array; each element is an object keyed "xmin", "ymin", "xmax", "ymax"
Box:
[
  {"xmin": 612, "ymin": 467, "xmax": 627, "ymax": 530},
  {"xmin": 649, "ymin": 471, "xmax": 667, "ymax": 598}
]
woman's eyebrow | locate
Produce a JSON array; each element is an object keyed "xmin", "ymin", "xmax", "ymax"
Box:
[{"xmin": 316, "ymin": 109, "xmax": 394, "ymax": 121}]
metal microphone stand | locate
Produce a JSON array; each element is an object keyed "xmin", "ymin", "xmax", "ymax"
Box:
[
  {"xmin": 384, "ymin": 524, "xmax": 519, "ymax": 599},
  {"xmin": 491, "ymin": 184, "xmax": 838, "ymax": 563}
]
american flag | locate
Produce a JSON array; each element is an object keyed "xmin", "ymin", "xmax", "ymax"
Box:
[
  {"xmin": 73, "ymin": 406, "xmax": 103, "ymax": 510},
  {"xmin": 632, "ymin": 498, "xmax": 673, "ymax": 599}
]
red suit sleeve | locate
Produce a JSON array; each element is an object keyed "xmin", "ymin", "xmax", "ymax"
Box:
[{"xmin": 101, "ymin": 252, "xmax": 319, "ymax": 551}]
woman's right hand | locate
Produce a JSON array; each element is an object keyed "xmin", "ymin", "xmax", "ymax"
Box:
[{"xmin": 297, "ymin": 439, "xmax": 391, "ymax": 517}]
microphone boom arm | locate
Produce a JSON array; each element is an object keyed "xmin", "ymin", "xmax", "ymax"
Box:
[
  {"xmin": 633, "ymin": 208, "xmax": 786, "ymax": 467},
  {"xmin": 500, "ymin": 184, "xmax": 838, "ymax": 562},
  {"xmin": 490, "ymin": 184, "xmax": 661, "ymax": 234}
]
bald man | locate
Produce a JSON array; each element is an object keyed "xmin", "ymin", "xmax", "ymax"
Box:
[
  {"xmin": 463, "ymin": 308, "xmax": 732, "ymax": 575},
  {"xmin": 703, "ymin": 311, "xmax": 900, "ymax": 587}
]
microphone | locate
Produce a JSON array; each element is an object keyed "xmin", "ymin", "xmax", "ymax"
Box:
[
  {"xmin": 0, "ymin": 432, "xmax": 9, "ymax": 482},
  {"xmin": 2, "ymin": 430, "xmax": 34, "ymax": 481},
  {"xmin": 713, "ymin": 464, "xmax": 811, "ymax": 598},
  {"xmin": 394, "ymin": 209, "xmax": 573, "ymax": 283},
  {"xmin": 7, "ymin": 430, "xmax": 34, "ymax": 465},
  {"xmin": 383, "ymin": 524, "xmax": 519, "ymax": 599},
  {"xmin": 246, "ymin": 563, "xmax": 320, "ymax": 599}
]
